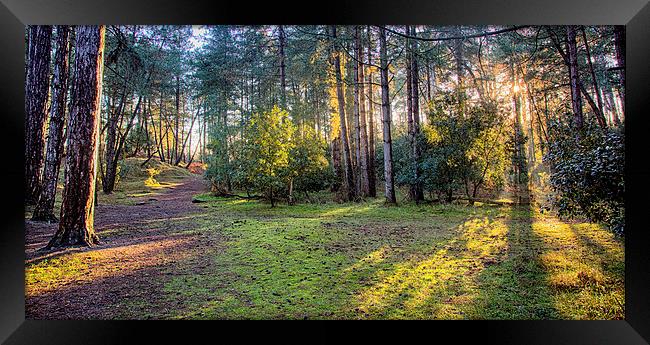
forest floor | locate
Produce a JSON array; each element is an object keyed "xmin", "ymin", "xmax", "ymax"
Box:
[{"xmin": 24, "ymin": 167, "xmax": 624, "ymax": 320}]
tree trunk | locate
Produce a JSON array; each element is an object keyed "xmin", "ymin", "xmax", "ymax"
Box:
[
  {"xmin": 581, "ymin": 27, "xmax": 607, "ymax": 128},
  {"xmin": 409, "ymin": 26, "xmax": 424, "ymax": 202},
  {"xmin": 33, "ymin": 26, "xmax": 71, "ymax": 222},
  {"xmin": 47, "ymin": 25, "xmax": 105, "ymax": 248},
  {"xmin": 278, "ymin": 25, "xmax": 287, "ymax": 109},
  {"xmin": 352, "ymin": 27, "xmax": 365, "ymax": 196},
  {"xmin": 613, "ymin": 25, "xmax": 625, "ymax": 116},
  {"xmin": 330, "ymin": 25, "xmax": 356, "ymax": 201},
  {"xmin": 25, "ymin": 25, "xmax": 52, "ymax": 205},
  {"xmin": 174, "ymin": 75, "xmax": 180, "ymax": 163},
  {"xmin": 379, "ymin": 27, "xmax": 396, "ymax": 204},
  {"xmin": 366, "ymin": 26, "xmax": 377, "ymax": 197},
  {"xmin": 176, "ymin": 104, "xmax": 200, "ymax": 165},
  {"xmin": 331, "ymin": 136, "xmax": 342, "ymax": 193},
  {"xmin": 356, "ymin": 26, "xmax": 370, "ymax": 197},
  {"xmin": 566, "ymin": 25, "xmax": 584, "ymax": 130},
  {"xmin": 102, "ymin": 74, "xmax": 129, "ymax": 193},
  {"xmin": 453, "ymin": 26, "xmax": 465, "ymax": 116},
  {"xmin": 103, "ymin": 94, "xmax": 143, "ymax": 193}
]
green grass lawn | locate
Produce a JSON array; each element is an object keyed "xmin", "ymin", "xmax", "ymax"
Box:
[
  {"xmin": 26, "ymin": 167, "xmax": 624, "ymax": 320},
  {"xmin": 112, "ymin": 194, "xmax": 622, "ymax": 320}
]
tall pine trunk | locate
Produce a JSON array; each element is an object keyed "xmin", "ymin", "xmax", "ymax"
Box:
[
  {"xmin": 566, "ymin": 25, "xmax": 583, "ymax": 130},
  {"xmin": 379, "ymin": 27, "xmax": 396, "ymax": 204},
  {"xmin": 278, "ymin": 25, "xmax": 287, "ymax": 109},
  {"xmin": 613, "ymin": 25, "xmax": 625, "ymax": 116},
  {"xmin": 330, "ymin": 26, "xmax": 356, "ymax": 201},
  {"xmin": 581, "ymin": 27, "xmax": 607, "ymax": 128},
  {"xmin": 33, "ymin": 26, "xmax": 71, "ymax": 222},
  {"xmin": 356, "ymin": 26, "xmax": 370, "ymax": 197},
  {"xmin": 366, "ymin": 26, "xmax": 377, "ymax": 197},
  {"xmin": 409, "ymin": 26, "xmax": 424, "ymax": 202},
  {"xmin": 25, "ymin": 25, "xmax": 52, "ymax": 205},
  {"xmin": 352, "ymin": 27, "xmax": 366, "ymax": 196},
  {"xmin": 47, "ymin": 25, "xmax": 105, "ymax": 248},
  {"xmin": 174, "ymin": 75, "xmax": 180, "ymax": 164}
]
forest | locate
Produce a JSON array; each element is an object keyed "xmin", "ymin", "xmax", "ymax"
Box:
[{"xmin": 24, "ymin": 25, "xmax": 625, "ymax": 320}]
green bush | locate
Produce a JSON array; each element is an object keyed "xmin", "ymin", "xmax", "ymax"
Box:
[{"xmin": 545, "ymin": 116, "xmax": 625, "ymax": 234}]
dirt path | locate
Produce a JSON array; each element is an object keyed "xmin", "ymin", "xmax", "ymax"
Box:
[{"xmin": 25, "ymin": 174, "xmax": 221, "ymax": 319}]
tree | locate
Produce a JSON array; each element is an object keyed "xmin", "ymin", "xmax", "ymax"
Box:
[
  {"xmin": 330, "ymin": 26, "xmax": 356, "ymax": 201},
  {"xmin": 613, "ymin": 25, "xmax": 625, "ymax": 115},
  {"xmin": 32, "ymin": 26, "xmax": 72, "ymax": 222},
  {"xmin": 242, "ymin": 106, "xmax": 295, "ymax": 207},
  {"xmin": 25, "ymin": 25, "xmax": 52, "ymax": 205},
  {"xmin": 278, "ymin": 25, "xmax": 288, "ymax": 109},
  {"xmin": 287, "ymin": 126, "xmax": 333, "ymax": 201},
  {"xmin": 47, "ymin": 25, "xmax": 106, "ymax": 248},
  {"xmin": 379, "ymin": 26, "xmax": 396, "ymax": 204},
  {"xmin": 566, "ymin": 25, "xmax": 584, "ymax": 130},
  {"xmin": 366, "ymin": 26, "xmax": 377, "ymax": 197},
  {"xmin": 356, "ymin": 26, "xmax": 371, "ymax": 197},
  {"xmin": 407, "ymin": 25, "xmax": 424, "ymax": 202}
]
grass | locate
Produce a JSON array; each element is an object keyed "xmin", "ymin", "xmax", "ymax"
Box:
[
  {"xmin": 25, "ymin": 157, "xmax": 191, "ymax": 217},
  {"xmin": 25, "ymin": 165, "xmax": 624, "ymax": 319},
  {"xmin": 98, "ymin": 157, "xmax": 191, "ymax": 205},
  {"xmin": 127, "ymin": 194, "xmax": 623, "ymax": 320}
]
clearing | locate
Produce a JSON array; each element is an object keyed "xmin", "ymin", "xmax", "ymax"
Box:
[{"xmin": 24, "ymin": 161, "xmax": 624, "ymax": 320}]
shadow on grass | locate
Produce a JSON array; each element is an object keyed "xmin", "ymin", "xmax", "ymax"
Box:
[{"xmin": 469, "ymin": 203, "xmax": 559, "ymax": 319}]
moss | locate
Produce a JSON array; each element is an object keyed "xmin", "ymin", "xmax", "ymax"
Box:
[
  {"xmin": 27, "ymin": 184, "xmax": 624, "ymax": 319},
  {"xmin": 148, "ymin": 198, "xmax": 623, "ymax": 319}
]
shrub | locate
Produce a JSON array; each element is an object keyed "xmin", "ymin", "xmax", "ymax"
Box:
[{"xmin": 545, "ymin": 116, "xmax": 625, "ymax": 234}]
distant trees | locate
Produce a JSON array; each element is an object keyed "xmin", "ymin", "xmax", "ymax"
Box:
[
  {"xmin": 47, "ymin": 25, "xmax": 105, "ymax": 248},
  {"xmin": 23, "ymin": 25, "xmax": 626, "ymax": 234}
]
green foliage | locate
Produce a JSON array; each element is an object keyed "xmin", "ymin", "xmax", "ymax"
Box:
[
  {"xmin": 241, "ymin": 106, "xmax": 295, "ymax": 204},
  {"xmin": 506, "ymin": 120, "xmax": 529, "ymax": 186},
  {"xmin": 207, "ymin": 105, "xmax": 334, "ymax": 205},
  {"xmin": 545, "ymin": 117, "xmax": 625, "ymax": 234},
  {"xmin": 205, "ymin": 121, "xmax": 234, "ymax": 194},
  {"xmin": 287, "ymin": 126, "xmax": 335, "ymax": 196},
  {"xmin": 377, "ymin": 92, "xmax": 508, "ymax": 203}
]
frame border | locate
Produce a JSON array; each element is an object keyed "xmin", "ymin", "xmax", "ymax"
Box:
[{"xmin": 1, "ymin": 0, "xmax": 649, "ymax": 343}]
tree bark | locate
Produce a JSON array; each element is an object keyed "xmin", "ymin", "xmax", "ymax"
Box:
[
  {"xmin": 174, "ymin": 75, "xmax": 180, "ymax": 163},
  {"xmin": 366, "ymin": 26, "xmax": 377, "ymax": 197},
  {"xmin": 352, "ymin": 27, "xmax": 366, "ymax": 196},
  {"xmin": 613, "ymin": 25, "xmax": 625, "ymax": 116},
  {"xmin": 330, "ymin": 26, "xmax": 356, "ymax": 201},
  {"xmin": 566, "ymin": 25, "xmax": 584, "ymax": 129},
  {"xmin": 278, "ymin": 25, "xmax": 287, "ymax": 109},
  {"xmin": 103, "ymin": 94, "xmax": 143, "ymax": 193},
  {"xmin": 356, "ymin": 26, "xmax": 370, "ymax": 197},
  {"xmin": 581, "ymin": 27, "xmax": 607, "ymax": 128},
  {"xmin": 409, "ymin": 26, "xmax": 424, "ymax": 202},
  {"xmin": 33, "ymin": 26, "xmax": 71, "ymax": 222},
  {"xmin": 379, "ymin": 26, "xmax": 396, "ymax": 204},
  {"xmin": 25, "ymin": 25, "xmax": 52, "ymax": 205},
  {"xmin": 47, "ymin": 25, "xmax": 105, "ymax": 248},
  {"xmin": 453, "ymin": 26, "xmax": 465, "ymax": 116}
]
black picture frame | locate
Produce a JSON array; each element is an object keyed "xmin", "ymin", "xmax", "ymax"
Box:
[{"xmin": 1, "ymin": 0, "xmax": 649, "ymax": 343}]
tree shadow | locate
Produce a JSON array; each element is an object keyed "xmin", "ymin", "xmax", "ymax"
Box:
[
  {"xmin": 568, "ymin": 224, "xmax": 624, "ymax": 278},
  {"xmin": 469, "ymin": 203, "xmax": 559, "ymax": 319},
  {"xmin": 25, "ymin": 213, "xmax": 228, "ymax": 319}
]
